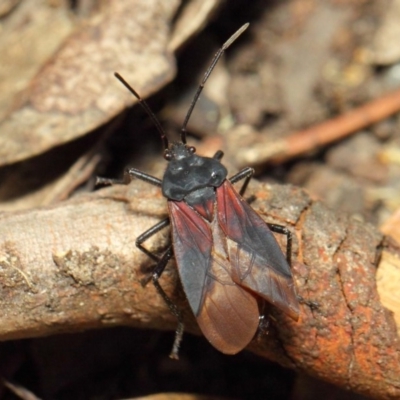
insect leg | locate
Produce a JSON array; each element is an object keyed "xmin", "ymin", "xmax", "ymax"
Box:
[
  {"xmin": 255, "ymin": 224, "xmax": 294, "ymax": 333},
  {"xmin": 136, "ymin": 218, "xmax": 170, "ymax": 263},
  {"xmin": 96, "ymin": 168, "xmax": 162, "ymax": 187},
  {"xmin": 229, "ymin": 167, "xmax": 255, "ymax": 196},
  {"xmin": 267, "ymin": 223, "xmax": 292, "ymax": 266},
  {"xmin": 148, "ymin": 245, "xmax": 184, "ymax": 359},
  {"xmin": 96, "ymin": 176, "xmax": 126, "ymax": 186},
  {"xmin": 257, "ymin": 303, "xmax": 271, "ymax": 336},
  {"xmin": 136, "ymin": 220, "xmax": 185, "ymax": 358},
  {"xmin": 125, "ymin": 168, "xmax": 162, "ymax": 187}
]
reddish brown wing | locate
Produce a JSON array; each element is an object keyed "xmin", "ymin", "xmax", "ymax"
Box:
[
  {"xmin": 168, "ymin": 200, "xmax": 212, "ymax": 316},
  {"xmin": 168, "ymin": 200, "xmax": 259, "ymax": 354},
  {"xmin": 216, "ymin": 180, "xmax": 300, "ymax": 320},
  {"xmin": 196, "ymin": 217, "xmax": 259, "ymax": 354}
]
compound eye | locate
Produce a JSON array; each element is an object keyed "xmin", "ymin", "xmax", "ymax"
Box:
[
  {"xmin": 188, "ymin": 146, "xmax": 196, "ymax": 154},
  {"xmin": 211, "ymin": 171, "xmax": 219, "ymax": 182},
  {"xmin": 164, "ymin": 149, "xmax": 172, "ymax": 161}
]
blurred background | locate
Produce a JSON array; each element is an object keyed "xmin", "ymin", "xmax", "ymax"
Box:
[{"xmin": 0, "ymin": 0, "xmax": 399, "ymax": 399}]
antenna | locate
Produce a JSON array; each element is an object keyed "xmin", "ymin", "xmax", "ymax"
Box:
[
  {"xmin": 114, "ymin": 72, "xmax": 169, "ymax": 150},
  {"xmin": 180, "ymin": 23, "xmax": 249, "ymax": 144}
]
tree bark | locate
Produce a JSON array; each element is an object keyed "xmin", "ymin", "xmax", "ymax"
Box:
[{"xmin": 0, "ymin": 179, "xmax": 399, "ymax": 399}]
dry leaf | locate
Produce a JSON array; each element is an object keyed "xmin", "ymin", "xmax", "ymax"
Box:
[
  {"xmin": 168, "ymin": 0, "xmax": 223, "ymax": 51},
  {"xmin": 0, "ymin": 0, "xmax": 180, "ymax": 167}
]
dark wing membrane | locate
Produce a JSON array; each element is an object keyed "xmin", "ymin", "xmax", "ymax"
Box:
[
  {"xmin": 216, "ymin": 180, "xmax": 299, "ymax": 320},
  {"xmin": 168, "ymin": 200, "xmax": 213, "ymax": 315},
  {"xmin": 169, "ymin": 200, "xmax": 259, "ymax": 353},
  {"xmin": 196, "ymin": 218, "xmax": 259, "ymax": 354}
]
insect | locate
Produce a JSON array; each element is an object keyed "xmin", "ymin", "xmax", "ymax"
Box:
[{"xmin": 98, "ymin": 23, "xmax": 299, "ymax": 358}]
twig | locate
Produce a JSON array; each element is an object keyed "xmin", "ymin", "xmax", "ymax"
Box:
[
  {"xmin": 244, "ymin": 88, "xmax": 400, "ymax": 165},
  {"xmin": 0, "ymin": 180, "xmax": 399, "ymax": 399}
]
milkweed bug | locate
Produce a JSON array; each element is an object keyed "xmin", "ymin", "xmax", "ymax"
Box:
[{"xmin": 97, "ymin": 23, "xmax": 299, "ymax": 359}]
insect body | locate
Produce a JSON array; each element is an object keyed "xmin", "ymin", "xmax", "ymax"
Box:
[{"xmin": 98, "ymin": 23, "xmax": 299, "ymax": 358}]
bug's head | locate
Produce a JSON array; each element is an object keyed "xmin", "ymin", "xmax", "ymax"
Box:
[
  {"xmin": 161, "ymin": 141, "xmax": 227, "ymax": 201},
  {"xmin": 164, "ymin": 142, "xmax": 196, "ymax": 162}
]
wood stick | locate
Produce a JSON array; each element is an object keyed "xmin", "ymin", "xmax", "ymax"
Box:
[{"xmin": 0, "ymin": 180, "xmax": 399, "ymax": 399}]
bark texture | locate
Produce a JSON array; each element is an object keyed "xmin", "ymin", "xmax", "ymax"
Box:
[{"xmin": 0, "ymin": 180, "xmax": 399, "ymax": 399}]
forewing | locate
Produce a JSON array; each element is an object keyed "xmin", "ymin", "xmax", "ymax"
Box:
[
  {"xmin": 196, "ymin": 218, "xmax": 259, "ymax": 354},
  {"xmin": 169, "ymin": 200, "xmax": 259, "ymax": 354},
  {"xmin": 217, "ymin": 180, "xmax": 299, "ymax": 320},
  {"xmin": 168, "ymin": 200, "xmax": 212, "ymax": 315}
]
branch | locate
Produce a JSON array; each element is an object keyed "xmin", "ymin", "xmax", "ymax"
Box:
[
  {"xmin": 0, "ymin": 180, "xmax": 399, "ymax": 399},
  {"xmin": 235, "ymin": 88, "xmax": 400, "ymax": 167}
]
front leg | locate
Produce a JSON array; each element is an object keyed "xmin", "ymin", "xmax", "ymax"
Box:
[
  {"xmin": 96, "ymin": 168, "xmax": 162, "ymax": 187},
  {"xmin": 136, "ymin": 218, "xmax": 170, "ymax": 263},
  {"xmin": 125, "ymin": 168, "xmax": 162, "ymax": 187},
  {"xmin": 229, "ymin": 167, "xmax": 255, "ymax": 196}
]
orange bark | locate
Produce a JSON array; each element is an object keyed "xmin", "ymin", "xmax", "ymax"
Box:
[{"xmin": 0, "ymin": 180, "xmax": 399, "ymax": 399}]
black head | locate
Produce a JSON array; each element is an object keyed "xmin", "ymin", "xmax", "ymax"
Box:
[{"xmin": 162, "ymin": 142, "xmax": 227, "ymax": 201}]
